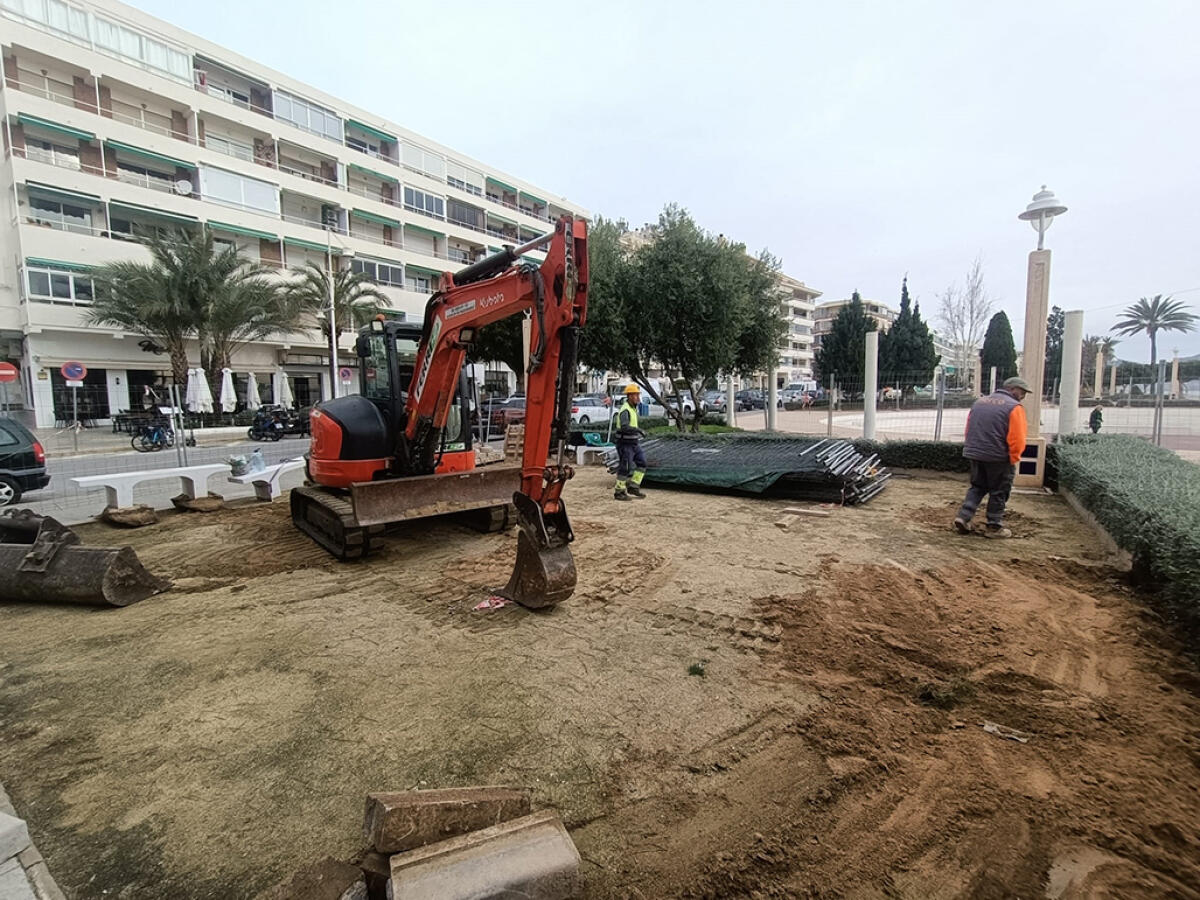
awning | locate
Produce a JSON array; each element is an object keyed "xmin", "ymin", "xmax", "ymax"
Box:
[
  {"xmin": 284, "ymin": 236, "xmax": 340, "ymax": 253},
  {"xmin": 406, "ymin": 263, "xmax": 443, "ymax": 277},
  {"xmin": 346, "ymin": 119, "xmax": 397, "ymax": 143},
  {"xmin": 348, "ymin": 162, "xmax": 398, "ymax": 184},
  {"xmin": 487, "ymin": 212, "xmax": 517, "ymax": 227},
  {"xmin": 518, "ymin": 190, "xmax": 546, "ymax": 206},
  {"xmin": 352, "ymin": 208, "xmax": 400, "ymax": 227},
  {"xmin": 25, "ymin": 181, "xmax": 101, "ymax": 205},
  {"xmin": 105, "ymin": 139, "xmax": 196, "ymax": 171},
  {"xmin": 208, "ymin": 221, "xmax": 277, "ymax": 241},
  {"xmin": 403, "ymin": 222, "xmax": 443, "ymax": 238},
  {"xmin": 109, "ymin": 200, "xmax": 199, "ymax": 223},
  {"xmin": 17, "ymin": 114, "xmax": 94, "ymax": 142},
  {"xmin": 25, "ymin": 257, "xmax": 93, "ymax": 272},
  {"xmin": 485, "ymin": 176, "xmax": 518, "ymax": 194}
]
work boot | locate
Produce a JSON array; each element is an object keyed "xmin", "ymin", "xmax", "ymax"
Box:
[
  {"xmin": 613, "ymin": 490, "xmax": 633, "ymax": 502},
  {"xmin": 984, "ymin": 524, "xmax": 1013, "ymax": 539},
  {"xmin": 627, "ymin": 483, "xmax": 647, "ymax": 499},
  {"xmin": 953, "ymin": 518, "xmax": 970, "ymax": 535}
]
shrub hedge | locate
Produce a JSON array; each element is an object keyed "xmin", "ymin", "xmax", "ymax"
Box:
[
  {"xmin": 1055, "ymin": 434, "xmax": 1200, "ymax": 637},
  {"xmin": 851, "ymin": 439, "xmax": 970, "ymax": 472}
]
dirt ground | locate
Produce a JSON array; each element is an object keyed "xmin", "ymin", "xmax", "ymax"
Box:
[{"xmin": 1, "ymin": 469, "xmax": 1198, "ymax": 899}]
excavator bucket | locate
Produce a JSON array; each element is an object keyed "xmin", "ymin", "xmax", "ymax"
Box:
[
  {"xmin": 0, "ymin": 510, "xmax": 169, "ymax": 608},
  {"xmin": 496, "ymin": 492, "xmax": 576, "ymax": 609}
]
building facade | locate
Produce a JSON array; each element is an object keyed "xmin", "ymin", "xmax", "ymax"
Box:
[
  {"xmin": 812, "ymin": 296, "xmax": 898, "ymax": 350},
  {"xmin": 0, "ymin": 0, "xmax": 589, "ymax": 426},
  {"xmin": 775, "ymin": 272, "xmax": 819, "ymax": 384}
]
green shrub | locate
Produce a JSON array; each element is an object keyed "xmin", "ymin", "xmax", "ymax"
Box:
[
  {"xmin": 1056, "ymin": 434, "xmax": 1200, "ymax": 639},
  {"xmin": 852, "ymin": 439, "xmax": 970, "ymax": 472}
]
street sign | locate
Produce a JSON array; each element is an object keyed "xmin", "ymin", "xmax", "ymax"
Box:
[
  {"xmin": 339, "ymin": 366, "xmax": 353, "ymax": 383},
  {"xmin": 60, "ymin": 361, "xmax": 87, "ymax": 381},
  {"xmin": 67, "ymin": 380, "xmax": 84, "ymax": 388},
  {"xmin": 0, "ymin": 362, "xmax": 17, "ymax": 384}
]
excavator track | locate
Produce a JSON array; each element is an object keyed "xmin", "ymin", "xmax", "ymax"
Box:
[{"xmin": 290, "ymin": 486, "xmax": 384, "ymax": 561}]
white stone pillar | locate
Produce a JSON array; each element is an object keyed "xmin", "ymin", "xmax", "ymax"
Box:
[
  {"xmin": 1058, "ymin": 310, "xmax": 1084, "ymax": 435},
  {"xmin": 863, "ymin": 331, "xmax": 878, "ymax": 440},
  {"xmin": 1020, "ymin": 250, "xmax": 1052, "ymax": 438},
  {"xmin": 725, "ymin": 374, "xmax": 736, "ymax": 427},
  {"xmin": 105, "ymin": 369, "xmax": 128, "ymax": 420},
  {"xmin": 766, "ymin": 368, "xmax": 778, "ymax": 431},
  {"xmin": 1109, "ymin": 363, "xmax": 1117, "ymax": 397},
  {"xmin": 972, "ymin": 356, "xmax": 982, "ymax": 397},
  {"xmin": 989, "ymin": 366, "xmax": 998, "ymax": 394},
  {"xmin": 1171, "ymin": 353, "xmax": 1180, "ymax": 400},
  {"xmin": 1094, "ymin": 351, "xmax": 1104, "ymax": 399}
]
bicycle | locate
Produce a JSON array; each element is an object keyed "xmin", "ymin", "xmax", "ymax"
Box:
[{"xmin": 131, "ymin": 422, "xmax": 175, "ymax": 452}]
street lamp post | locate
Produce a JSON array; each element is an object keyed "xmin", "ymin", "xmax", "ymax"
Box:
[
  {"xmin": 1015, "ymin": 186, "xmax": 1066, "ymax": 486},
  {"xmin": 326, "ymin": 227, "xmax": 338, "ymax": 401}
]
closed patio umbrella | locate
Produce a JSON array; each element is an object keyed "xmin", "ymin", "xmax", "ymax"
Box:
[
  {"xmin": 244, "ymin": 372, "xmax": 262, "ymax": 411},
  {"xmin": 219, "ymin": 368, "xmax": 237, "ymax": 413},
  {"xmin": 191, "ymin": 368, "xmax": 214, "ymax": 414},
  {"xmin": 275, "ymin": 369, "xmax": 294, "ymax": 408}
]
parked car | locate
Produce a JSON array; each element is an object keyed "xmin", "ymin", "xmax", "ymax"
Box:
[
  {"xmin": 570, "ymin": 396, "xmax": 612, "ymax": 425},
  {"xmin": 735, "ymin": 389, "xmax": 766, "ymax": 410},
  {"xmin": 702, "ymin": 390, "xmax": 729, "ymax": 412},
  {"xmin": 663, "ymin": 392, "xmax": 706, "ymax": 416},
  {"xmin": 0, "ymin": 417, "xmax": 50, "ymax": 506},
  {"xmin": 486, "ymin": 396, "xmax": 526, "ymax": 431}
]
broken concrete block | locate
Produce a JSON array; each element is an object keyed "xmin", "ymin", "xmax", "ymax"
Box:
[
  {"xmin": 363, "ymin": 786, "xmax": 530, "ymax": 853},
  {"xmin": 355, "ymin": 850, "xmax": 390, "ymax": 900},
  {"xmin": 255, "ymin": 857, "xmax": 366, "ymax": 900},
  {"xmin": 0, "ymin": 812, "xmax": 31, "ymax": 862},
  {"xmin": 100, "ymin": 505, "xmax": 158, "ymax": 527},
  {"xmin": 389, "ymin": 810, "xmax": 579, "ymax": 900}
]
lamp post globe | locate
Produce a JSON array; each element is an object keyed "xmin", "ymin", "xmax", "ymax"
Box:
[{"xmin": 1017, "ymin": 185, "xmax": 1067, "ymax": 251}]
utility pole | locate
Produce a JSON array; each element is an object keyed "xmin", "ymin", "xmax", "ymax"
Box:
[{"xmin": 326, "ymin": 226, "xmax": 339, "ymax": 401}]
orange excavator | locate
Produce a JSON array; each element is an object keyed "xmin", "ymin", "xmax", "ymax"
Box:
[{"xmin": 291, "ymin": 216, "xmax": 588, "ymax": 608}]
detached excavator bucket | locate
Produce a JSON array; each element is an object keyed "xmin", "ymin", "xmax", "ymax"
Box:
[
  {"xmin": 497, "ymin": 492, "xmax": 576, "ymax": 609},
  {"xmin": 0, "ymin": 510, "xmax": 169, "ymax": 607}
]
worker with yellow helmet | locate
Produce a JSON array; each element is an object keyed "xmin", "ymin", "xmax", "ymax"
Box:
[{"xmin": 613, "ymin": 383, "xmax": 647, "ymax": 501}]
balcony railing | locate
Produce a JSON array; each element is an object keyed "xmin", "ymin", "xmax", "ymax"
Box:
[
  {"xmin": 345, "ymin": 182, "xmax": 401, "ymax": 207},
  {"xmin": 345, "ymin": 142, "xmax": 398, "ymax": 167},
  {"xmin": 23, "ymin": 215, "xmax": 104, "ymax": 236},
  {"xmin": 404, "ymin": 204, "xmax": 446, "ymax": 222},
  {"xmin": 278, "ymin": 162, "xmax": 340, "ymax": 189},
  {"xmin": 115, "ymin": 170, "xmax": 177, "ymax": 194},
  {"xmin": 446, "ymin": 216, "xmax": 488, "ymax": 235}
]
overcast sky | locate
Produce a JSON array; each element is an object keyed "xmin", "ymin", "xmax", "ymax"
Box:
[{"xmin": 129, "ymin": 0, "xmax": 1200, "ymax": 361}]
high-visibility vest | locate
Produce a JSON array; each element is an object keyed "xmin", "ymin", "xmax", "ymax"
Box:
[{"xmin": 617, "ymin": 400, "xmax": 639, "ymax": 430}]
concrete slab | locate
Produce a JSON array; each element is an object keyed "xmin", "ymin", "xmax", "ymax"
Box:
[
  {"xmin": 363, "ymin": 786, "xmax": 530, "ymax": 854},
  {"xmin": 388, "ymin": 810, "xmax": 580, "ymax": 900},
  {"xmin": 0, "ymin": 857, "xmax": 38, "ymax": 900},
  {"xmin": 0, "ymin": 811, "xmax": 31, "ymax": 862}
]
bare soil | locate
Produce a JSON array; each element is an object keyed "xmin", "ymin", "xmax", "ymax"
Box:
[{"xmin": 0, "ymin": 470, "xmax": 1198, "ymax": 898}]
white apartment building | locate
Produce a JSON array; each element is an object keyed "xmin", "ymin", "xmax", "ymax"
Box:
[
  {"xmin": 775, "ymin": 272, "xmax": 819, "ymax": 384},
  {"xmin": 0, "ymin": 0, "xmax": 589, "ymax": 427},
  {"xmin": 812, "ymin": 296, "xmax": 898, "ymax": 349}
]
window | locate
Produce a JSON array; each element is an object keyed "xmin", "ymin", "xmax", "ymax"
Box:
[
  {"xmin": 116, "ymin": 161, "xmax": 174, "ymax": 192},
  {"xmin": 446, "ymin": 160, "xmax": 483, "ymax": 196},
  {"xmin": 212, "ymin": 236, "xmax": 237, "ymax": 255},
  {"xmin": 205, "ymin": 133, "xmax": 253, "ymax": 162},
  {"xmin": 401, "ymin": 142, "xmax": 446, "ymax": 180},
  {"xmin": 110, "ymin": 215, "xmax": 175, "ymax": 242},
  {"xmin": 207, "ymin": 83, "xmax": 250, "ymax": 108},
  {"xmin": 2, "ymin": 0, "xmax": 88, "ymax": 42},
  {"xmin": 25, "ymin": 265, "xmax": 92, "ymax": 304},
  {"xmin": 351, "ymin": 258, "xmax": 404, "ymax": 287},
  {"xmin": 199, "ymin": 166, "xmax": 280, "ymax": 214},
  {"xmin": 25, "ymin": 139, "xmax": 80, "ymax": 170},
  {"xmin": 0, "ymin": 424, "xmax": 17, "ymax": 448},
  {"xmin": 30, "ymin": 196, "xmax": 92, "ymax": 233},
  {"xmin": 93, "ymin": 15, "xmax": 189, "ymax": 80},
  {"xmin": 346, "ymin": 135, "xmax": 380, "ymax": 157},
  {"xmin": 447, "ymin": 199, "xmax": 483, "ymax": 230},
  {"xmin": 403, "ymin": 187, "xmax": 444, "ymax": 219},
  {"xmin": 406, "ymin": 272, "xmax": 433, "ymax": 294},
  {"xmin": 273, "ymin": 90, "xmax": 342, "ymax": 142}
]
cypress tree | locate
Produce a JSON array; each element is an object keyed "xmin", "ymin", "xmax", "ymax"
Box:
[
  {"xmin": 879, "ymin": 277, "xmax": 938, "ymax": 390},
  {"xmin": 979, "ymin": 311, "xmax": 1018, "ymax": 384}
]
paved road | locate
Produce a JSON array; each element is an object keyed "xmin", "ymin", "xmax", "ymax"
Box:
[{"xmin": 15, "ymin": 436, "xmax": 312, "ymax": 523}]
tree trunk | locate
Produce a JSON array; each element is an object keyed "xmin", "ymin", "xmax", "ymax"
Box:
[
  {"xmin": 168, "ymin": 343, "xmax": 189, "ymax": 391},
  {"xmin": 1150, "ymin": 331, "xmax": 1158, "ymax": 397}
]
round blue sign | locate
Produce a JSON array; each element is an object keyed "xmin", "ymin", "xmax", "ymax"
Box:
[{"xmin": 60, "ymin": 361, "xmax": 87, "ymax": 380}]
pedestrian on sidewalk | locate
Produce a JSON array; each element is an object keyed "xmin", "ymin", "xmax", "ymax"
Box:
[
  {"xmin": 1089, "ymin": 405, "xmax": 1103, "ymax": 434},
  {"xmin": 953, "ymin": 376, "xmax": 1030, "ymax": 539},
  {"xmin": 613, "ymin": 384, "xmax": 648, "ymax": 502}
]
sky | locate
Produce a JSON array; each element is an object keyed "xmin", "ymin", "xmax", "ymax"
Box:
[{"xmin": 128, "ymin": 0, "xmax": 1200, "ymax": 361}]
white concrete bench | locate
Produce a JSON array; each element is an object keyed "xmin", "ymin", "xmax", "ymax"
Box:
[
  {"xmin": 575, "ymin": 443, "xmax": 616, "ymax": 466},
  {"xmin": 227, "ymin": 457, "xmax": 306, "ymax": 501},
  {"xmin": 72, "ymin": 463, "xmax": 230, "ymax": 510}
]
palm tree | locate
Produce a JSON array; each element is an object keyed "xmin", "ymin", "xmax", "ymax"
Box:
[
  {"xmin": 284, "ymin": 262, "xmax": 389, "ymax": 348},
  {"xmin": 206, "ymin": 272, "xmax": 296, "ymax": 382},
  {"xmin": 89, "ymin": 228, "xmax": 284, "ymax": 390},
  {"xmin": 1111, "ymin": 295, "xmax": 1197, "ymax": 393}
]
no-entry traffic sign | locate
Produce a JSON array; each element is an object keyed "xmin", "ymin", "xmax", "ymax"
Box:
[
  {"xmin": 0, "ymin": 362, "xmax": 17, "ymax": 384},
  {"xmin": 339, "ymin": 366, "xmax": 353, "ymax": 383},
  {"xmin": 60, "ymin": 360, "xmax": 87, "ymax": 381}
]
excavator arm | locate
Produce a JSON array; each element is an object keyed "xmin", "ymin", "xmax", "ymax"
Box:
[{"xmin": 401, "ymin": 216, "xmax": 588, "ymax": 607}]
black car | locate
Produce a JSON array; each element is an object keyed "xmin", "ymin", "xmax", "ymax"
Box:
[
  {"xmin": 0, "ymin": 417, "xmax": 50, "ymax": 506},
  {"xmin": 735, "ymin": 389, "xmax": 765, "ymax": 410}
]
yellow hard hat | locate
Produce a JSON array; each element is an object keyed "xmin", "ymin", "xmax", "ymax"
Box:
[{"xmin": 623, "ymin": 384, "xmax": 641, "ymax": 394}]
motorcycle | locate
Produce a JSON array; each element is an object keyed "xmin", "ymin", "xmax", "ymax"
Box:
[{"xmin": 247, "ymin": 406, "xmax": 310, "ymax": 442}]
